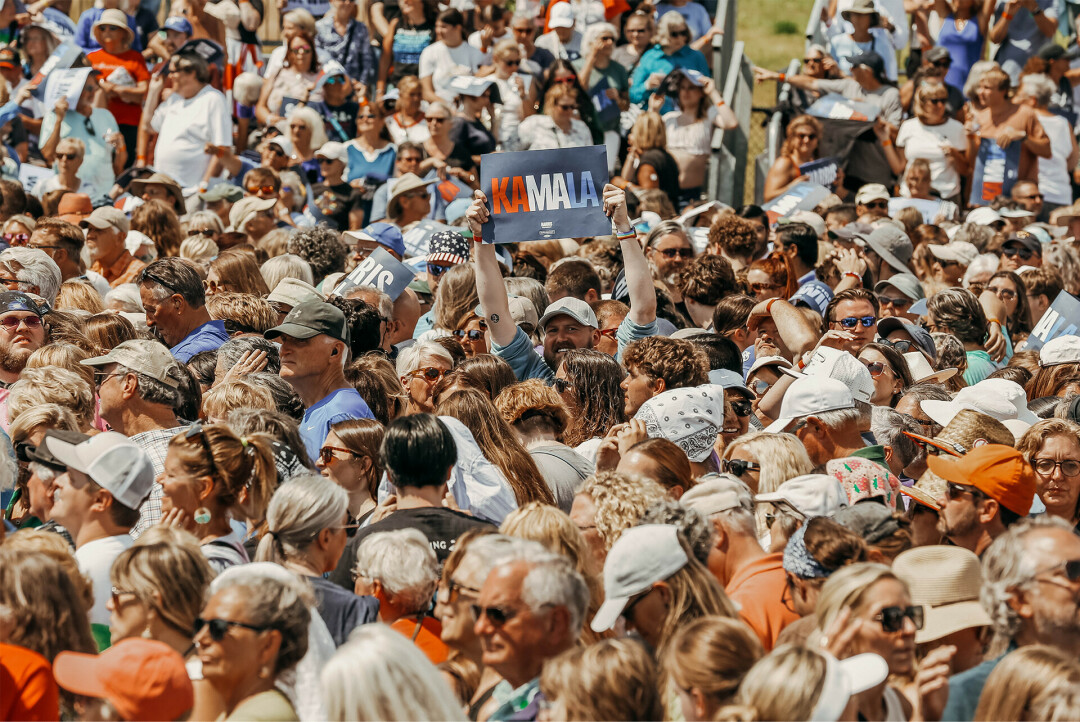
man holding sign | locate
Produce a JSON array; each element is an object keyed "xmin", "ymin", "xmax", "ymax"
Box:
[{"xmin": 468, "ymin": 184, "xmax": 657, "ymax": 383}]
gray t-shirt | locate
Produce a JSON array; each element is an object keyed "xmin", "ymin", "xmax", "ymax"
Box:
[
  {"xmin": 815, "ymin": 78, "xmax": 903, "ymax": 126},
  {"xmin": 529, "ymin": 443, "xmax": 592, "ymax": 513}
]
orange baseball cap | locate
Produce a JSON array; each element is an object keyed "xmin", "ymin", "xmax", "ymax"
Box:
[
  {"xmin": 53, "ymin": 639, "xmax": 193, "ymax": 722},
  {"xmin": 925, "ymin": 443, "xmax": 1035, "ymax": 516}
]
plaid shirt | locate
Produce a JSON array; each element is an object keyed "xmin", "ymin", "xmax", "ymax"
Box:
[
  {"xmin": 130, "ymin": 426, "xmax": 185, "ymax": 537},
  {"xmin": 315, "ymin": 14, "xmax": 376, "ymax": 88}
]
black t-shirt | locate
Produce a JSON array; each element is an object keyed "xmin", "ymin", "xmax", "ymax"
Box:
[
  {"xmin": 306, "ymin": 575, "xmax": 379, "ymax": 647},
  {"xmin": 311, "ymin": 99, "xmax": 359, "ymax": 142},
  {"xmin": 328, "ymin": 506, "xmax": 494, "ymax": 589},
  {"xmin": 639, "ymin": 147, "xmax": 681, "ymax": 206},
  {"xmin": 447, "ymin": 117, "xmax": 496, "ymax": 172},
  {"xmin": 311, "ymin": 181, "xmax": 362, "ymax": 230}
]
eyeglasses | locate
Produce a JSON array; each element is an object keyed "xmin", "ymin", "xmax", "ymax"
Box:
[
  {"xmin": 873, "ymin": 605, "xmax": 924, "ymax": 633},
  {"xmin": 188, "ymin": 228, "xmax": 216, "ymax": 237},
  {"xmin": 425, "ymin": 115, "xmax": 448, "ymax": 123},
  {"xmin": 1033, "ymin": 458, "xmax": 1080, "ymax": 477},
  {"xmin": 56, "ymin": 152, "xmax": 79, "ymax": 160},
  {"xmin": 838, "ymin": 315, "xmax": 876, "ymax": 329},
  {"xmin": 862, "ymin": 361, "xmax": 886, "ymax": 377},
  {"xmin": 1001, "ymin": 246, "xmax": 1034, "ymax": 260},
  {"xmin": 878, "ymin": 295, "xmax": 912, "ymax": 309},
  {"xmin": 658, "ymin": 247, "xmax": 694, "ymax": 259},
  {"xmin": 406, "ymin": 366, "xmax": 445, "ymax": 382},
  {"xmin": 318, "ymin": 445, "xmax": 359, "ymax": 465},
  {"xmin": 94, "ymin": 371, "xmax": 124, "ymax": 388},
  {"xmin": 427, "ymin": 263, "xmax": 450, "ymax": 276},
  {"xmin": 720, "ymin": 458, "xmax": 761, "ymax": 476},
  {"xmin": 291, "ymin": 45, "xmax": 312, "ymax": 54},
  {"xmin": 443, "ymin": 577, "xmax": 482, "ymax": 605},
  {"xmin": 246, "ymin": 184, "xmax": 276, "ymax": 195},
  {"xmin": 988, "ymin": 286, "xmax": 1017, "ymax": 300},
  {"xmin": 749, "ymin": 282, "xmax": 781, "ymax": 295},
  {"xmin": 453, "ymin": 328, "xmax": 486, "ymax": 341},
  {"xmin": 471, "ymin": 603, "xmax": 518, "ymax": 626},
  {"xmin": 194, "ymin": 617, "xmax": 269, "ymax": 641},
  {"xmin": 0, "ymin": 315, "xmax": 41, "ymax": 331},
  {"xmin": 945, "ymin": 481, "xmax": 986, "ymax": 501},
  {"xmin": 549, "ymin": 377, "xmax": 572, "ymax": 394}
]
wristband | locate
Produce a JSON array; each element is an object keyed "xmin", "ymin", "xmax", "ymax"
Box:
[
  {"xmin": 1003, "ymin": 12, "xmax": 1013, "ymax": 19},
  {"xmin": 615, "ymin": 229, "xmax": 636, "ymax": 241},
  {"xmin": 765, "ymin": 298, "xmax": 778, "ymax": 315},
  {"xmin": 137, "ymin": 154, "xmax": 147, "ymax": 163},
  {"xmin": 797, "ymin": 355, "xmax": 808, "ymax": 370},
  {"xmin": 843, "ymin": 271, "xmax": 862, "ymax": 280},
  {"xmin": 881, "ymin": 139, "xmax": 892, "ymax": 147},
  {"xmin": 716, "ymin": 98, "xmax": 725, "ymax": 107},
  {"xmin": 778, "ymin": 73, "xmax": 786, "ymax": 83},
  {"xmin": 987, "ymin": 317, "xmax": 1002, "ymax": 326}
]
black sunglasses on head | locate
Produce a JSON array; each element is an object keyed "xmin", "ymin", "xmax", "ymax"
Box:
[
  {"xmin": 194, "ymin": 617, "xmax": 268, "ymax": 641},
  {"xmin": 720, "ymin": 458, "xmax": 761, "ymax": 476}
]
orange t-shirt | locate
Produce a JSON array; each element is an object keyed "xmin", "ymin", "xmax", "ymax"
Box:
[
  {"xmin": 725, "ymin": 553, "xmax": 801, "ymax": 652},
  {"xmin": 390, "ymin": 615, "xmax": 449, "ymax": 664},
  {"xmin": 87, "ymin": 48, "xmax": 151, "ymax": 127},
  {"xmin": 0, "ymin": 644, "xmax": 60, "ymax": 722}
]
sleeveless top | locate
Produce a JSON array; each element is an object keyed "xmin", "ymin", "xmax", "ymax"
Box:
[{"xmin": 938, "ymin": 16, "xmax": 983, "ymax": 92}]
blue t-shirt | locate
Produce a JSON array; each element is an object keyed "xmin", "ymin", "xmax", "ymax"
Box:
[
  {"xmin": 170, "ymin": 320, "xmax": 229, "ymax": 362},
  {"xmin": 301, "ymin": 387, "xmax": 374, "ymax": 463},
  {"xmin": 941, "ymin": 652, "xmax": 1007, "ymax": 722}
]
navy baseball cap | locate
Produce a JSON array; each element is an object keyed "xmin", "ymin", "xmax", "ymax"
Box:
[
  {"xmin": 0, "ymin": 291, "xmax": 43, "ymax": 317},
  {"xmin": 163, "ymin": 16, "xmax": 193, "ymax": 34}
]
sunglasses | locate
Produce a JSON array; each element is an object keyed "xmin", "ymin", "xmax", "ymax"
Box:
[
  {"xmin": 730, "ymin": 399, "xmax": 752, "ymax": 418},
  {"xmin": 425, "ymin": 115, "xmax": 448, "ymax": 123},
  {"xmin": 194, "ymin": 617, "xmax": 268, "ymax": 641},
  {"xmin": 750, "ymin": 378, "xmax": 771, "ymax": 396},
  {"xmin": 324, "ymin": 75, "xmax": 346, "ymax": 85},
  {"xmin": 268, "ymin": 147, "xmax": 286, "ymax": 158},
  {"xmin": 926, "ymin": 97, "xmax": 948, "ymax": 105},
  {"xmin": 670, "ymin": 29, "xmax": 690, "ymax": 37},
  {"xmin": 557, "ymin": 103, "xmax": 577, "ymax": 110},
  {"xmin": 0, "ymin": 315, "xmax": 41, "ymax": 331},
  {"xmin": 549, "ymin": 377, "xmax": 572, "ymax": 394},
  {"xmin": 504, "ymin": 59, "xmax": 521, "ymax": 66},
  {"xmin": 864, "ymin": 200, "xmax": 889, "ymax": 210},
  {"xmin": 110, "ymin": 586, "xmax": 137, "ymax": 607},
  {"xmin": 1032, "ymin": 458, "xmax": 1080, "ymax": 477},
  {"xmin": 318, "ymin": 445, "xmax": 358, "ymax": 465},
  {"xmin": 188, "ymin": 228, "xmax": 216, "ymax": 237},
  {"xmin": 795, "ymin": 133, "xmax": 817, "ymax": 141},
  {"xmin": 878, "ymin": 295, "xmax": 912, "ymax": 308},
  {"xmin": 1001, "ymin": 246, "xmax": 1034, "ymax": 260},
  {"xmin": 94, "ymin": 371, "xmax": 124, "ymax": 388},
  {"xmin": 357, "ymin": 113, "xmax": 378, "ymax": 120},
  {"xmin": 317, "ymin": 158, "xmax": 339, "ymax": 165},
  {"xmin": 931, "ymin": 59, "xmax": 952, "ymax": 68},
  {"xmin": 1031, "ymin": 559, "xmax": 1080, "ymax": 584},
  {"xmin": 881, "ymin": 338, "xmax": 913, "ymax": 354},
  {"xmin": 862, "ymin": 361, "xmax": 886, "ymax": 377},
  {"xmin": 720, "ymin": 458, "xmax": 761, "ymax": 476},
  {"xmin": 427, "ymin": 263, "xmax": 450, "ymax": 276},
  {"xmin": 658, "ymin": 247, "xmax": 694, "ymax": 259},
  {"xmin": 554, "ymin": 76, "xmax": 576, "ymax": 84},
  {"xmin": 407, "ymin": 366, "xmax": 445, "ymax": 382},
  {"xmin": 453, "ymin": 328, "xmax": 486, "ymax": 341},
  {"xmin": 838, "ymin": 315, "xmax": 876, "ymax": 329},
  {"xmin": 246, "ymin": 184, "xmax": 276, "ymax": 195},
  {"xmin": 291, "ymin": 46, "xmax": 313, "ymax": 54},
  {"xmin": 56, "ymin": 152, "xmax": 79, "ymax": 160},
  {"xmin": 471, "ymin": 603, "xmax": 518, "ymax": 626},
  {"xmin": 3, "ymin": 233, "xmax": 28, "ymax": 245},
  {"xmin": 874, "ymin": 605, "xmax": 924, "ymax": 633},
  {"xmin": 945, "ymin": 481, "xmax": 986, "ymax": 501},
  {"xmin": 803, "ymin": 56, "xmax": 822, "ymax": 63},
  {"xmin": 988, "ymin": 286, "xmax": 1017, "ymax": 300},
  {"xmin": 599, "ymin": 327, "xmax": 618, "ymax": 339}
]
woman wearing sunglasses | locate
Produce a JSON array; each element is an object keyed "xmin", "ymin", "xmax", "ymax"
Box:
[
  {"xmin": 490, "ymin": 38, "xmax": 536, "ymax": 152},
  {"xmin": 452, "ymin": 312, "xmax": 489, "ymax": 358},
  {"xmin": 397, "ymin": 340, "xmax": 455, "ymax": 414},
  {"xmin": 857, "ymin": 341, "xmax": 914, "ymax": 407},
  {"xmin": 985, "ymin": 270, "xmax": 1031, "ymax": 346},
  {"xmin": 747, "ymin": 251, "xmax": 798, "ymax": 304},
  {"xmin": 256, "ymin": 30, "xmax": 323, "ymax": 128},
  {"xmin": 316, "ymin": 418, "xmax": 384, "ymax": 524},
  {"xmin": 629, "ymin": 11, "xmax": 709, "ymax": 114},
  {"xmin": 159, "ymin": 423, "xmax": 279, "ymax": 573},
  {"xmin": 194, "ymin": 564, "xmax": 313, "ymax": 722},
  {"xmin": 255, "ymin": 474, "xmax": 378, "ymax": 648},
  {"xmin": 517, "ymin": 82, "xmax": 593, "ymax": 151},
  {"xmin": 760, "ymin": 114, "xmax": 824, "ymax": 202},
  {"xmin": 813, "ymin": 563, "xmax": 922, "ymax": 721}
]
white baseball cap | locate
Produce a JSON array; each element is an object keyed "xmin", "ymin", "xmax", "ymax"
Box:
[
  {"xmin": 927, "ymin": 241, "xmax": 979, "ymax": 267},
  {"xmin": 782, "ymin": 347, "xmax": 874, "ymax": 404},
  {"xmin": 810, "ymin": 652, "xmax": 890, "ymax": 722},
  {"xmin": 966, "ymin": 207, "xmax": 1003, "ymax": 227},
  {"xmin": 1039, "ymin": 335, "xmax": 1080, "ymax": 366},
  {"xmin": 747, "ymin": 355, "xmax": 792, "ymax": 377},
  {"xmin": 764, "ymin": 376, "xmax": 855, "ymax": 433},
  {"xmin": 44, "ymin": 431, "xmax": 155, "ymax": 511},
  {"xmin": 315, "ymin": 140, "xmax": 349, "ymax": 164},
  {"xmin": 591, "ymin": 524, "xmax": 689, "ymax": 632},
  {"xmin": 920, "ymin": 378, "xmax": 1039, "ymax": 437},
  {"xmin": 548, "ymin": 2, "xmax": 575, "ymax": 28},
  {"xmin": 756, "ymin": 473, "xmax": 849, "ymax": 518}
]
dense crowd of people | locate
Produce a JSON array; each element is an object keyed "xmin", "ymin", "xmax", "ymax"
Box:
[{"xmin": 0, "ymin": 0, "xmax": 1079, "ymax": 719}]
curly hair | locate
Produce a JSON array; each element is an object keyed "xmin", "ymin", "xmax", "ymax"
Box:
[
  {"xmin": 621, "ymin": 336, "xmax": 709, "ymax": 390},
  {"xmin": 206, "ymin": 292, "xmax": 278, "ymax": 334},
  {"xmin": 494, "ymin": 379, "xmax": 571, "ymax": 436},
  {"xmin": 326, "ymin": 296, "xmax": 383, "ymax": 357},
  {"xmin": 7, "ymin": 366, "xmax": 94, "ymax": 430},
  {"xmin": 202, "ymin": 380, "xmax": 276, "ymax": 420},
  {"xmin": 708, "ymin": 214, "xmax": 758, "ymax": 260},
  {"xmin": 286, "ymin": 224, "xmax": 349, "ymax": 281},
  {"xmin": 576, "ymin": 471, "xmax": 667, "ymax": 551},
  {"xmin": 677, "ymin": 255, "xmax": 738, "ymax": 305}
]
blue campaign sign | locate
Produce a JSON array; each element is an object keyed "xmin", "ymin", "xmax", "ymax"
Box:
[
  {"xmin": 970, "ymin": 137, "xmax": 1020, "ymax": 207},
  {"xmin": 479, "ymin": 146, "xmax": 610, "ymax": 243},
  {"xmin": 331, "ymin": 247, "xmax": 416, "ymax": 301},
  {"xmin": 1019, "ymin": 291, "xmax": 1080, "ymax": 352},
  {"xmin": 762, "ymin": 181, "xmax": 831, "ymax": 225}
]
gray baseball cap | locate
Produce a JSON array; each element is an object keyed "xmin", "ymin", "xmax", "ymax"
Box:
[
  {"xmin": 874, "ymin": 273, "xmax": 925, "ymax": 302},
  {"xmin": 863, "ymin": 226, "xmax": 913, "ymax": 273},
  {"xmin": 44, "ymin": 431, "xmax": 155, "ymax": 511},
  {"xmin": 538, "ymin": 297, "xmax": 598, "ymax": 330},
  {"xmin": 81, "ymin": 339, "xmax": 181, "ymax": 388}
]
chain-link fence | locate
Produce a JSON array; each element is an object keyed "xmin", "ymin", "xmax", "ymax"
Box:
[{"xmin": 744, "ymin": 108, "xmax": 771, "ymax": 206}]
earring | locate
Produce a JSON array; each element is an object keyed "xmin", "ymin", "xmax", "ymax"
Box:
[
  {"xmin": 141, "ymin": 624, "xmax": 153, "ymax": 639},
  {"xmin": 259, "ymin": 665, "xmax": 272, "ymax": 679},
  {"xmin": 194, "ymin": 507, "xmax": 212, "ymax": 525}
]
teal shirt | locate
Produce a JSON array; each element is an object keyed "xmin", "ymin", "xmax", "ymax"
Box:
[{"xmin": 963, "ymin": 349, "xmax": 999, "ymax": 385}]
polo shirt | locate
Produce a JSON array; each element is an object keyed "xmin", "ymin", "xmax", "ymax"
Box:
[
  {"xmin": 725, "ymin": 552, "xmax": 800, "ymax": 651},
  {"xmin": 300, "ymin": 387, "xmax": 374, "ymax": 463},
  {"xmin": 170, "ymin": 320, "xmax": 229, "ymax": 362}
]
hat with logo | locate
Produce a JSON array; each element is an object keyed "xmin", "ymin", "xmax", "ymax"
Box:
[
  {"xmin": 199, "ymin": 183, "xmax": 243, "ymax": 204},
  {"xmin": 893, "ymin": 546, "xmax": 992, "ymax": 644},
  {"xmin": 228, "ymin": 196, "xmax": 276, "ymax": 233},
  {"xmin": 708, "ymin": 368, "xmax": 753, "ymax": 398},
  {"xmin": 426, "ymin": 229, "xmax": 470, "ymax": 266},
  {"xmin": 315, "ymin": 140, "xmax": 349, "ymax": 164},
  {"xmin": 591, "ymin": 524, "xmax": 690, "ymax": 632},
  {"xmin": 266, "ymin": 278, "xmax": 323, "ymax": 308},
  {"xmin": 926, "ymin": 443, "xmax": 1036, "ymax": 515},
  {"xmin": 81, "ymin": 339, "xmax": 181, "ymax": 389},
  {"xmin": 756, "ymin": 473, "xmax": 850, "ymax": 518},
  {"xmin": 790, "ymin": 279, "xmax": 834, "ymax": 316},
  {"xmin": 538, "ymin": 297, "xmax": 597, "ymax": 329},
  {"xmin": 928, "ymin": 241, "xmax": 979, "ymax": 267},
  {"xmin": 58, "ymin": 193, "xmax": 94, "ymax": 224},
  {"xmin": 163, "ymin": 15, "xmax": 193, "ymax": 34},
  {"xmin": 265, "ymin": 300, "xmax": 350, "ymax": 344},
  {"xmin": 827, "ymin": 456, "xmax": 901, "ymax": 509},
  {"xmin": 921, "ymin": 378, "xmax": 1038, "ymax": 437},
  {"xmin": 44, "ymin": 431, "xmax": 155, "ymax": 511},
  {"xmin": 344, "ymin": 222, "xmax": 406, "ymax": 258},
  {"xmin": 634, "ymin": 385, "xmax": 725, "ymax": 462},
  {"xmin": 855, "ymin": 183, "xmax": 890, "ymax": 206},
  {"xmin": 875, "ymin": 273, "xmax": 926, "ymax": 302},
  {"xmin": 0, "ymin": 290, "xmax": 43, "ymax": 317},
  {"xmin": 765, "ymin": 376, "xmax": 856, "ymax": 433},
  {"xmin": 54, "ymin": 639, "xmax": 194, "ymax": 722},
  {"xmin": 863, "ymin": 226, "xmax": 913, "ymax": 273},
  {"xmin": 1038, "ymin": 335, "xmax": 1080, "ymax": 366},
  {"xmin": 549, "ymin": 1, "xmax": 575, "ymax": 29},
  {"xmin": 1003, "ymin": 231, "xmax": 1042, "ymax": 256},
  {"xmin": 782, "ymin": 348, "xmax": 875, "ymax": 404},
  {"xmin": 80, "ymin": 206, "xmax": 130, "ymax": 235}
]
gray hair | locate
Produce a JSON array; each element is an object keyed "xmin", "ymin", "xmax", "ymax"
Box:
[
  {"xmin": 256, "ymin": 474, "xmax": 348, "ymax": 564},
  {"xmin": 396, "ymin": 340, "xmax": 454, "ymax": 377},
  {"xmin": 980, "ymin": 515, "xmax": 1075, "ymax": 657},
  {"xmin": 1019, "ymin": 73, "xmax": 1055, "ymax": 107},
  {"xmin": 217, "ymin": 336, "xmax": 281, "ymax": 376},
  {"xmin": 645, "ymin": 219, "xmax": 690, "ymax": 250},
  {"xmin": 900, "ymin": 381, "xmax": 952, "ymax": 405},
  {"xmin": 803, "ymin": 406, "xmax": 861, "ymax": 431},
  {"xmin": 870, "ymin": 407, "xmax": 920, "ymax": 468},
  {"xmin": 492, "ymin": 539, "xmax": 589, "ymax": 636},
  {"xmin": 639, "ymin": 499, "xmax": 714, "ymax": 565},
  {"xmin": 354, "ymin": 528, "xmax": 440, "ymax": 615},
  {"xmin": 461, "ymin": 534, "xmax": 532, "ymax": 577},
  {"xmin": 1042, "ymin": 242, "xmax": 1080, "ymax": 295},
  {"xmin": 209, "ymin": 562, "xmax": 313, "ymax": 674},
  {"xmin": 0, "ymin": 247, "xmax": 62, "ymax": 304},
  {"xmin": 104, "ymin": 283, "xmax": 143, "ymax": 312},
  {"xmin": 964, "ymin": 253, "xmax": 1000, "ymax": 287},
  {"xmin": 186, "ymin": 210, "xmax": 225, "ymax": 233},
  {"xmin": 953, "ymin": 223, "xmax": 995, "ymax": 252},
  {"xmin": 346, "ymin": 286, "xmax": 393, "ymax": 322},
  {"xmin": 656, "ymin": 10, "xmax": 690, "ymax": 48},
  {"xmin": 115, "ymin": 362, "xmax": 182, "ymax": 408},
  {"xmin": 262, "ymin": 254, "xmax": 315, "ymax": 290},
  {"xmin": 582, "ymin": 22, "xmax": 617, "ymax": 55}
]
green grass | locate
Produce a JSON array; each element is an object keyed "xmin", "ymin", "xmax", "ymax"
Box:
[{"xmin": 737, "ymin": 0, "xmax": 817, "ymax": 107}]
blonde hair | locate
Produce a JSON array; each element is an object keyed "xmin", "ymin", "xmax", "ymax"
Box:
[
  {"xmin": 9, "ymin": 402, "xmax": 79, "ymax": 445},
  {"xmin": 7, "ymin": 366, "xmax": 94, "ymax": 430},
  {"xmin": 813, "ymin": 562, "xmax": 901, "ymax": 639},
  {"xmin": 288, "ymin": 105, "xmax": 330, "ymax": 150},
  {"xmin": 110, "ymin": 527, "xmax": 214, "ymax": 639},
  {"xmin": 723, "ymin": 431, "xmax": 813, "ymax": 534},
  {"xmin": 179, "ymin": 234, "xmax": 220, "ymax": 264},
  {"xmin": 205, "ymin": 292, "xmax": 278, "ymax": 333},
  {"xmin": 1, "ymin": 529, "xmax": 94, "ymax": 614},
  {"xmin": 55, "ymin": 278, "xmax": 104, "ymax": 314},
  {"xmin": 577, "ymin": 471, "xmax": 667, "ymax": 551},
  {"xmin": 25, "ymin": 342, "xmax": 94, "ymax": 389},
  {"xmin": 665, "ymin": 616, "xmax": 764, "ymax": 710},
  {"xmin": 261, "ymin": 254, "xmax": 315, "ymax": 289},
  {"xmin": 202, "ymin": 380, "xmax": 276, "ymax": 420},
  {"xmin": 656, "ymin": 9, "xmax": 690, "ymax": 48},
  {"xmin": 735, "ymin": 644, "xmax": 827, "ymax": 720},
  {"xmin": 432, "ymin": 263, "xmax": 480, "ymax": 332},
  {"xmin": 629, "ymin": 111, "xmax": 666, "ymax": 151},
  {"xmin": 539, "ymin": 639, "xmax": 664, "ymax": 721},
  {"xmin": 975, "ymin": 645, "xmax": 1080, "ymax": 721}
]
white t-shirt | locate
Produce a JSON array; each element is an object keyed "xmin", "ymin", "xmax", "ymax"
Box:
[
  {"xmin": 418, "ymin": 41, "xmax": 486, "ymax": 103},
  {"xmin": 468, "ymin": 28, "xmax": 511, "ymax": 63},
  {"xmin": 151, "ymin": 84, "xmax": 232, "ymax": 189},
  {"xmin": 1037, "ymin": 112, "xmax": 1073, "ymax": 205},
  {"xmin": 75, "ymin": 534, "xmax": 134, "ymax": 627},
  {"xmin": 517, "ymin": 114, "xmax": 593, "ymax": 150},
  {"xmin": 385, "ymin": 114, "xmax": 432, "ymax": 145},
  {"xmin": 895, "ymin": 117, "xmax": 967, "ymax": 199},
  {"xmin": 664, "ymin": 106, "xmax": 718, "ymax": 156}
]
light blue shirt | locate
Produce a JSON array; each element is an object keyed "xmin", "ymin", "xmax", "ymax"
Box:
[
  {"xmin": 170, "ymin": 320, "xmax": 229, "ymax": 363},
  {"xmin": 39, "ymin": 108, "xmax": 120, "ymax": 199},
  {"xmin": 301, "ymin": 387, "xmax": 375, "ymax": 463}
]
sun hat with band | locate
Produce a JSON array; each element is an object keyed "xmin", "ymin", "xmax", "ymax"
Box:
[
  {"xmin": 908, "ymin": 409, "xmax": 1015, "ymax": 505},
  {"xmin": 388, "ymin": 173, "xmax": 438, "ymax": 212},
  {"xmin": 591, "ymin": 524, "xmax": 689, "ymax": 633},
  {"xmin": 926, "ymin": 443, "xmax": 1036, "ymax": 516},
  {"xmin": 54, "ymin": 638, "xmax": 194, "ymax": 722},
  {"xmin": 892, "ymin": 546, "xmax": 991, "ymax": 645},
  {"xmin": 92, "ymin": 8, "xmax": 135, "ymax": 47},
  {"xmin": 129, "ymin": 172, "xmax": 185, "ymax": 210},
  {"xmin": 902, "ymin": 351, "xmax": 956, "ymax": 385}
]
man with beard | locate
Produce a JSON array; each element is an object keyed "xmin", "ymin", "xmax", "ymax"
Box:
[
  {"xmin": 136, "ymin": 258, "xmax": 229, "ymax": 362},
  {"xmin": 0, "ymin": 292, "xmax": 47, "ymax": 390},
  {"xmin": 82, "ymin": 207, "xmax": 145, "ymax": 288},
  {"xmin": 644, "ymin": 220, "xmax": 696, "ymax": 311},
  {"xmin": 469, "ymin": 185, "xmax": 657, "ymax": 382},
  {"xmin": 925, "ymin": 444, "xmax": 1034, "ymax": 557}
]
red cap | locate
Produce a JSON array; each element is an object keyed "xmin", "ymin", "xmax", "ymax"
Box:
[
  {"xmin": 0, "ymin": 49, "xmax": 17, "ymax": 69},
  {"xmin": 57, "ymin": 193, "xmax": 94, "ymax": 224},
  {"xmin": 926, "ymin": 443, "xmax": 1035, "ymax": 516},
  {"xmin": 53, "ymin": 639, "xmax": 194, "ymax": 722}
]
